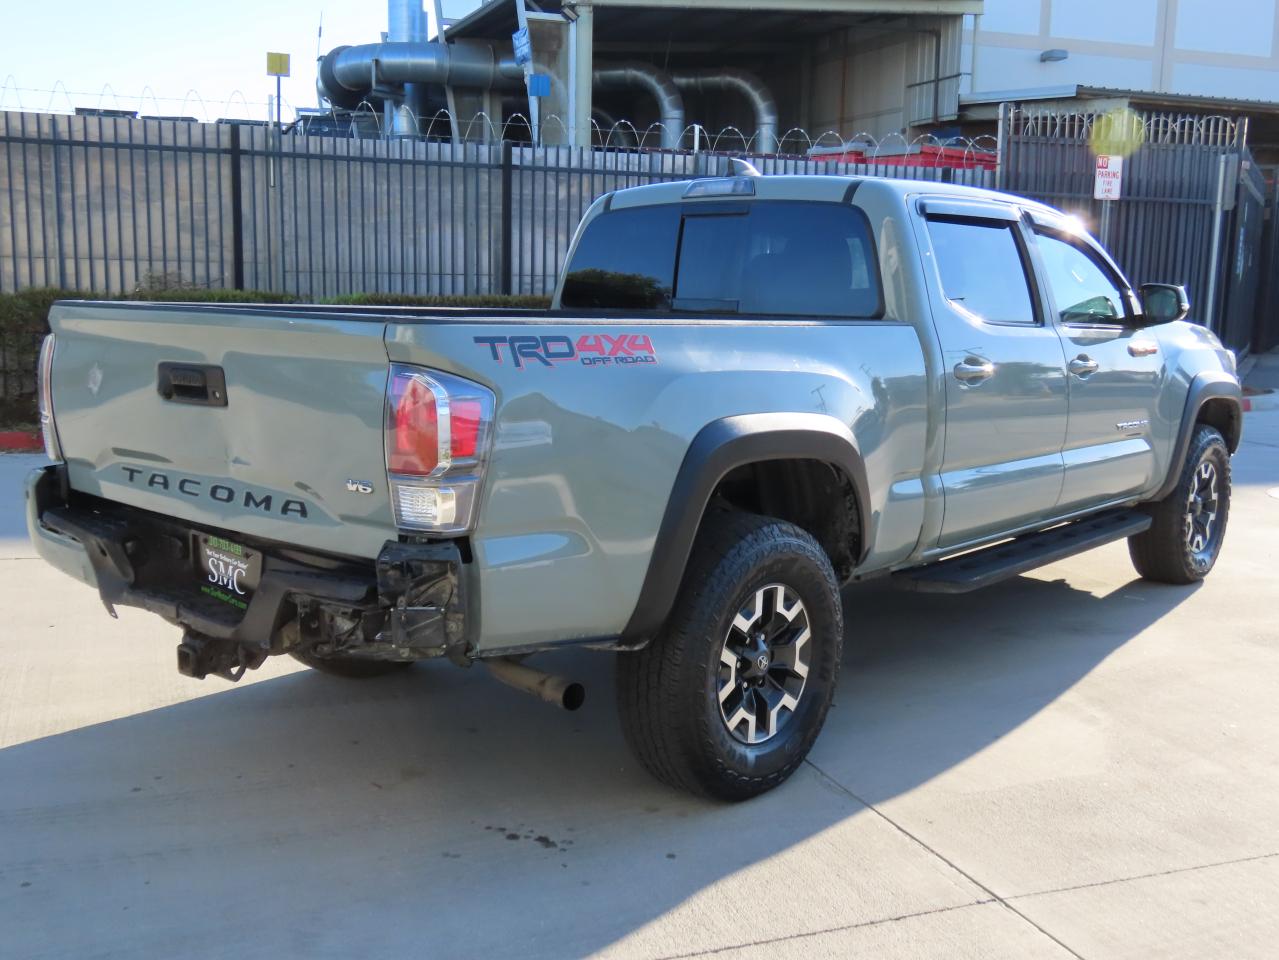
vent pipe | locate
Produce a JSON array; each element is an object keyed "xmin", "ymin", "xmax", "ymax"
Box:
[
  {"xmin": 319, "ymin": 43, "xmax": 523, "ymax": 126},
  {"xmin": 672, "ymin": 69, "xmax": 778, "ymax": 155},
  {"xmin": 318, "ymin": 0, "xmax": 522, "ymax": 137},
  {"xmin": 594, "ymin": 63, "xmax": 685, "ymax": 150},
  {"xmin": 388, "ymin": 0, "xmax": 429, "ymax": 136}
]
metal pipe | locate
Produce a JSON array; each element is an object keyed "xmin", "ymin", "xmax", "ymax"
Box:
[
  {"xmin": 387, "ymin": 0, "xmax": 429, "ymax": 136},
  {"xmin": 593, "ymin": 62, "xmax": 685, "ymax": 150},
  {"xmin": 671, "ymin": 69, "xmax": 778, "ymax": 155},
  {"xmin": 323, "ymin": 43, "xmax": 523, "ymax": 98},
  {"xmin": 484, "ymin": 658, "xmax": 585, "ymax": 711}
]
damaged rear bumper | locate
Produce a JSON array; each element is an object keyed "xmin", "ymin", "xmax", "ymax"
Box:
[{"xmin": 25, "ymin": 465, "xmax": 468, "ymax": 679}]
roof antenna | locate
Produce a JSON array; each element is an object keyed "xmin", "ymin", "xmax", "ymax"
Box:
[{"xmin": 729, "ymin": 157, "xmax": 762, "ymax": 177}]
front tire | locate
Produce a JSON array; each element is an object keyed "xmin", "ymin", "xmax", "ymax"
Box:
[
  {"xmin": 617, "ymin": 510, "xmax": 844, "ymax": 801},
  {"xmin": 1129, "ymin": 425, "xmax": 1231, "ymax": 584}
]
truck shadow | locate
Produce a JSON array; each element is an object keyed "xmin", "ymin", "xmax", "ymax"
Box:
[{"xmin": 0, "ymin": 571, "xmax": 1197, "ymax": 958}]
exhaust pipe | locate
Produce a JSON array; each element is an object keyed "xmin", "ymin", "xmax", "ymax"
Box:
[{"xmin": 485, "ymin": 657, "xmax": 585, "ymax": 711}]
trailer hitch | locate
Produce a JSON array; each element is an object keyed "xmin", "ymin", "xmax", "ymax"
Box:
[{"xmin": 176, "ymin": 630, "xmax": 267, "ymax": 682}]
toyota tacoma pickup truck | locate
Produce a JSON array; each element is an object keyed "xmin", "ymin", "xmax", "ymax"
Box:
[{"xmin": 27, "ymin": 170, "xmax": 1242, "ymax": 800}]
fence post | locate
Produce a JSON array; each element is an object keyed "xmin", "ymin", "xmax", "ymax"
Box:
[
  {"xmin": 1204, "ymin": 153, "xmax": 1231, "ymax": 336},
  {"xmin": 50, "ymin": 115, "xmax": 68, "ymax": 289},
  {"xmin": 229, "ymin": 124, "xmax": 245, "ymax": 291},
  {"xmin": 500, "ymin": 139, "xmax": 513, "ymax": 296}
]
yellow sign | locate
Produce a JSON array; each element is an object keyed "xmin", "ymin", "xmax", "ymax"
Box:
[{"xmin": 266, "ymin": 52, "xmax": 291, "ymax": 78}]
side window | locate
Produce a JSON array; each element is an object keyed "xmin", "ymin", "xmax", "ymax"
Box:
[
  {"xmin": 1034, "ymin": 232, "xmax": 1128, "ymax": 324},
  {"xmin": 560, "ymin": 205, "xmax": 679, "ymax": 309},
  {"xmin": 676, "ymin": 202, "xmax": 881, "ymax": 318},
  {"xmin": 927, "ymin": 218, "xmax": 1037, "ymax": 325}
]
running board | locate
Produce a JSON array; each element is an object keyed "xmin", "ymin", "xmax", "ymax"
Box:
[{"xmin": 893, "ymin": 509, "xmax": 1152, "ymax": 594}]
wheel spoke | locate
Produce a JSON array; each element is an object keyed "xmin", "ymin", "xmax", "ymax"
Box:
[
  {"xmin": 770, "ymin": 626, "xmax": 811, "ymax": 679},
  {"xmin": 724, "ymin": 703, "xmax": 757, "ymax": 742},
  {"xmin": 731, "ymin": 589, "xmax": 765, "ymax": 636},
  {"xmin": 766, "ymin": 692, "xmax": 800, "ymax": 740}
]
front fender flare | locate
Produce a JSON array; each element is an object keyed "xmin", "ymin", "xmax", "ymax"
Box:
[
  {"xmin": 620, "ymin": 413, "xmax": 869, "ymax": 647},
  {"xmin": 1150, "ymin": 372, "xmax": 1242, "ymax": 502}
]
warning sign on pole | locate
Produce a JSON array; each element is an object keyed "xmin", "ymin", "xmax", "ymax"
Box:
[{"xmin": 1094, "ymin": 154, "xmax": 1123, "ymax": 201}]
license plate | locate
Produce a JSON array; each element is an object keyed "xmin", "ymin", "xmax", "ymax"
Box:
[{"xmin": 196, "ymin": 534, "xmax": 262, "ymax": 611}]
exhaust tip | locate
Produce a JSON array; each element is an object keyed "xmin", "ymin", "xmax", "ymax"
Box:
[{"xmin": 561, "ymin": 683, "xmax": 586, "ymax": 712}]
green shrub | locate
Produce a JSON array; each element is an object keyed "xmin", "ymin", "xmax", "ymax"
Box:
[{"xmin": 0, "ymin": 287, "xmax": 552, "ymax": 428}]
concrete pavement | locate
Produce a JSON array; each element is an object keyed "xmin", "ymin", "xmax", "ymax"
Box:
[{"xmin": 1, "ymin": 412, "xmax": 1277, "ymax": 959}]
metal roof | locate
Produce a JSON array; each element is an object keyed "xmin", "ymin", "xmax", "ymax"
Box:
[
  {"xmin": 961, "ymin": 85, "xmax": 1279, "ymax": 116},
  {"xmin": 447, "ymin": 0, "xmax": 980, "ymax": 42}
]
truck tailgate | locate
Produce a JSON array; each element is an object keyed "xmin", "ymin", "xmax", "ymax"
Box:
[{"xmin": 48, "ymin": 303, "xmax": 396, "ymax": 559}]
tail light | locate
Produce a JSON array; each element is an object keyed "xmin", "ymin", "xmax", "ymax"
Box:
[
  {"xmin": 384, "ymin": 364, "xmax": 494, "ymax": 534},
  {"xmin": 37, "ymin": 334, "xmax": 63, "ymax": 462}
]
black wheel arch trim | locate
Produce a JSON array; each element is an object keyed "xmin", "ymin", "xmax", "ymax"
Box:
[
  {"xmin": 620, "ymin": 413, "xmax": 870, "ymax": 647},
  {"xmin": 1151, "ymin": 373, "xmax": 1242, "ymax": 502}
]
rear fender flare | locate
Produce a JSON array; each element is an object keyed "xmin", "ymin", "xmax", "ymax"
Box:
[{"xmin": 620, "ymin": 413, "xmax": 869, "ymax": 646}]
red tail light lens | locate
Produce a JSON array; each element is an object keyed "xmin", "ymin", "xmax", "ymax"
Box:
[
  {"xmin": 384, "ymin": 365, "xmax": 495, "ymax": 533},
  {"xmin": 388, "ymin": 373, "xmax": 440, "ymax": 475},
  {"xmin": 449, "ymin": 398, "xmax": 483, "ymax": 460}
]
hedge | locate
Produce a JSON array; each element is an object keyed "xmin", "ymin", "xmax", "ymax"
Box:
[{"xmin": 0, "ymin": 287, "xmax": 551, "ymax": 429}]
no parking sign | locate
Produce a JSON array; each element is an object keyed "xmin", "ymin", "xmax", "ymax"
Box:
[{"xmin": 1094, "ymin": 155, "xmax": 1123, "ymax": 201}]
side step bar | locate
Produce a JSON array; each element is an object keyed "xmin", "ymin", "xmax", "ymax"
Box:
[{"xmin": 893, "ymin": 509, "xmax": 1152, "ymax": 594}]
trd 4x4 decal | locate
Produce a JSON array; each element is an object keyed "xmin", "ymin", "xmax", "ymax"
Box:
[{"xmin": 474, "ymin": 334, "xmax": 657, "ymax": 369}]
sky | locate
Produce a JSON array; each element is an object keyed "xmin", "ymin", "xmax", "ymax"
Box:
[{"xmin": 0, "ymin": 1, "xmax": 480, "ymax": 122}]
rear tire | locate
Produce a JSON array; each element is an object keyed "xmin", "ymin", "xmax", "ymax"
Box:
[
  {"xmin": 617, "ymin": 510, "xmax": 844, "ymax": 801},
  {"xmin": 289, "ymin": 650, "xmax": 415, "ymax": 679},
  {"xmin": 1129, "ymin": 425, "xmax": 1231, "ymax": 584}
]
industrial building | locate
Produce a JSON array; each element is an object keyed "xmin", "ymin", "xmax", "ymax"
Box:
[
  {"xmin": 310, "ymin": 0, "xmax": 1279, "ymax": 155},
  {"xmin": 315, "ymin": 0, "xmax": 977, "ymax": 149}
]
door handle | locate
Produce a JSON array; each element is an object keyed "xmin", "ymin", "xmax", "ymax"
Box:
[
  {"xmin": 953, "ymin": 357, "xmax": 995, "ymax": 384},
  {"xmin": 1068, "ymin": 355, "xmax": 1099, "ymax": 378}
]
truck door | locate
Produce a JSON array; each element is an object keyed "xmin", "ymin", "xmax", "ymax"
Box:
[
  {"xmin": 1025, "ymin": 219, "xmax": 1163, "ymax": 510},
  {"xmin": 917, "ymin": 199, "xmax": 1070, "ymax": 549}
]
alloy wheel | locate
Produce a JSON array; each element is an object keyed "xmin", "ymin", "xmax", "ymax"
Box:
[{"xmin": 717, "ymin": 583, "xmax": 812, "ymax": 745}]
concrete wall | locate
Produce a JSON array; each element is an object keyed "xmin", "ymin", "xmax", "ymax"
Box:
[{"xmin": 969, "ymin": 0, "xmax": 1279, "ymax": 101}]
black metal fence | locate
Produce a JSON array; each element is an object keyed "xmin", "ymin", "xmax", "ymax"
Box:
[
  {"xmin": 1000, "ymin": 105, "xmax": 1265, "ymax": 353},
  {"xmin": 0, "ymin": 110, "xmax": 995, "ymax": 299}
]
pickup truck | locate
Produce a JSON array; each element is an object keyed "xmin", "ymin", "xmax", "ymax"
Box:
[{"xmin": 27, "ymin": 170, "xmax": 1242, "ymax": 801}]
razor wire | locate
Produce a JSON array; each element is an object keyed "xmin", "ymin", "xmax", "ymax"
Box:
[{"xmin": 0, "ymin": 79, "xmax": 999, "ymax": 163}]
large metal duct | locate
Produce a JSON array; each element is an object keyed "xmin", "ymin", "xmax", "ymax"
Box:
[
  {"xmin": 594, "ymin": 63, "xmax": 685, "ymax": 150},
  {"xmin": 321, "ymin": 42, "xmax": 523, "ymax": 100},
  {"xmin": 672, "ymin": 69, "xmax": 779, "ymax": 154},
  {"xmin": 318, "ymin": 0, "xmax": 523, "ymax": 137}
]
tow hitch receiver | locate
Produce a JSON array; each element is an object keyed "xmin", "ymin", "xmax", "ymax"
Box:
[{"xmin": 176, "ymin": 630, "xmax": 268, "ymax": 682}]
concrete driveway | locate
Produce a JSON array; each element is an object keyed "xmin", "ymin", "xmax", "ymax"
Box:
[{"xmin": 1, "ymin": 414, "xmax": 1277, "ymax": 960}]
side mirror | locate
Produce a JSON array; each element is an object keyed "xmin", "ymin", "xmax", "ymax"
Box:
[{"xmin": 1139, "ymin": 283, "xmax": 1190, "ymax": 325}]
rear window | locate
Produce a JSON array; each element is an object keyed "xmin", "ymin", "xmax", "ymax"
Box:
[{"xmin": 560, "ymin": 201, "xmax": 881, "ymax": 318}]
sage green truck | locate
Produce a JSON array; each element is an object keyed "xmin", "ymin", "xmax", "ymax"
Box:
[{"xmin": 27, "ymin": 172, "xmax": 1242, "ymax": 800}]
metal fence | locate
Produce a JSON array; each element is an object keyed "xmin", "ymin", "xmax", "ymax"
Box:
[
  {"xmin": 0, "ymin": 109, "xmax": 995, "ymax": 299},
  {"xmin": 1000, "ymin": 104, "xmax": 1260, "ymax": 352}
]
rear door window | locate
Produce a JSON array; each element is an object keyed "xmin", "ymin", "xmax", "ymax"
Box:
[
  {"xmin": 927, "ymin": 218, "xmax": 1038, "ymax": 325},
  {"xmin": 561, "ymin": 201, "xmax": 881, "ymax": 318}
]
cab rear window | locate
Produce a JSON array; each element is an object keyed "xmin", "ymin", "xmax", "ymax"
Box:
[{"xmin": 560, "ymin": 200, "xmax": 882, "ymax": 319}]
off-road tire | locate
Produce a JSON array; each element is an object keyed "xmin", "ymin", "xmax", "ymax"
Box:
[
  {"xmin": 1129, "ymin": 424, "xmax": 1231, "ymax": 584},
  {"xmin": 289, "ymin": 650, "xmax": 415, "ymax": 679},
  {"xmin": 617, "ymin": 510, "xmax": 844, "ymax": 802}
]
